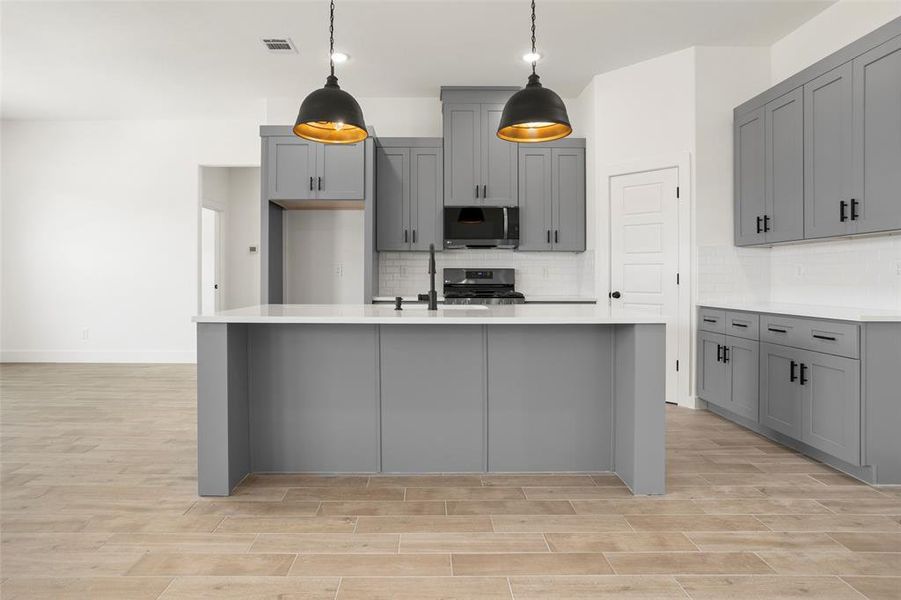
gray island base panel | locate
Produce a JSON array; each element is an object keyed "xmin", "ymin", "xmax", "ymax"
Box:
[{"xmin": 196, "ymin": 313, "xmax": 665, "ymax": 497}]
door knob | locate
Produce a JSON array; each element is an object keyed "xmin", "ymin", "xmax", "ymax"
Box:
[{"xmin": 610, "ymin": 291, "xmax": 622, "ymax": 299}]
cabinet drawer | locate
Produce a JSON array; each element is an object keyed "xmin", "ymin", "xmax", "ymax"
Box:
[
  {"xmin": 699, "ymin": 308, "xmax": 726, "ymax": 334},
  {"xmin": 725, "ymin": 311, "xmax": 759, "ymax": 340},
  {"xmin": 761, "ymin": 315, "xmax": 859, "ymax": 359}
]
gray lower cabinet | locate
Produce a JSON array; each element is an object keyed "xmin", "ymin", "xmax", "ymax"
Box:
[
  {"xmin": 376, "ymin": 140, "xmax": 442, "ymax": 252},
  {"xmin": 697, "ymin": 331, "xmax": 728, "ymax": 408},
  {"xmin": 697, "ymin": 331, "xmax": 758, "ymax": 421},
  {"xmin": 852, "ymin": 35, "xmax": 901, "ymax": 235},
  {"xmin": 265, "ymin": 136, "xmax": 364, "ymax": 202},
  {"xmin": 759, "ymin": 342, "xmax": 805, "ymax": 439},
  {"xmin": 517, "ymin": 145, "xmax": 586, "ymax": 252},
  {"xmin": 801, "ymin": 350, "xmax": 860, "ymax": 465},
  {"xmin": 733, "ymin": 20, "xmax": 901, "ymax": 246},
  {"xmin": 443, "ymin": 101, "xmax": 517, "ymax": 207}
]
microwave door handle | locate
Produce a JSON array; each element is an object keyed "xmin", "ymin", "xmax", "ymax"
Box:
[{"xmin": 503, "ymin": 207, "xmax": 508, "ymax": 241}]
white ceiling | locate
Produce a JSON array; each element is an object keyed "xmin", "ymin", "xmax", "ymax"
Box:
[{"xmin": 2, "ymin": 0, "xmax": 835, "ymax": 120}]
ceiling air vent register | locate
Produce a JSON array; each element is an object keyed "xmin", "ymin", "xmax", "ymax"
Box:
[{"xmin": 261, "ymin": 38, "xmax": 297, "ymax": 54}]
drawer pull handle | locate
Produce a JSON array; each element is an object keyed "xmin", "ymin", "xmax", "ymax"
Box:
[
  {"xmin": 768, "ymin": 327, "xmax": 787, "ymax": 333},
  {"xmin": 812, "ymin": 334, "xmax": 836, "ymax": 341},
  {"xmin": 723, "ymin": 346, "xmax": 730, "ymax": 363},
  {"xmin": 716, "ymin": 344, "xmax": 723, "ymax": 362},
  {"xmin": 732, "ymin": 322, "xmax": 748, "ymax": 328},
  {"xmin": 790, "ymin": 360, "xmax": 797, "ymax": 383},
  {"xmin": 703, "ymin": 318, "xmax": 717, "ymax": 324},
  {"xmin": 800, "ymin": 363, "xmax": 808, "ymax": 386}
]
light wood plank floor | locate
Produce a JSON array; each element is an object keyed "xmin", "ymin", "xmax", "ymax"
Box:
[{"xmin": 2, "ymin": 363, "xmax": 900, "ymax": 599}]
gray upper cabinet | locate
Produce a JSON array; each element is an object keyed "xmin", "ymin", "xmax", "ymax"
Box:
[
  {"xmin": 376, "ymin": 147, "xmax": 410, "ymax": 251},
  {"xmin": 265, "ymin": 135, "xmax": 364, "ymax": 202},
  {"xmin": 760, "ymin": 342, "xmax": 805, "ymax": 439},
  {"xmin": 734, "ymin": 108, "xmax": 766, "ymax": 246},
  {"xmin": 376, "ymin": 140, "xmax": 442, "ymax": 252},
  {"xmin": 733, "ymin": 20, "xmax": 901, "ymax": 246},
  {"xmin": 765, "ymin": 88, "xmax": 805, "ymax": 243},
  {"xmin": 268, "ymin": 137, "xmax": 317, "ymax": 201},
  {"xmin": 443, "ymin": 103, "xmax": 481, "ymax": 206},
  {"xmin": 517, "ymin": 145, "xmax": 586, "ymax": 252},
  {"xmin": 318, "ymin": 143, "xmax": 365, "ymax": 200},
  {"xmin": 804, "ymin": 64, "xmax": 855, "ymax": 239},
  {"xmin": 518, "ymin": 147, "xmax": 552, "ymax": 251},
  {"xmin": 481, "ymin": 104, "xmax": 519, "ymax": 206},
  {"xmin": 852, "ymin": 35, "xmax": 901, "ymax": 235}
]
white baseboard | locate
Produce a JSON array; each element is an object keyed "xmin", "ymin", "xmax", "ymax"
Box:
[
  {"xmin": 677, "ymin": 395, "xmax": 705, "ymax": 410},
  {"xmin": 0, "ymin": 350, "xmax": 196, "ymax": 364}
]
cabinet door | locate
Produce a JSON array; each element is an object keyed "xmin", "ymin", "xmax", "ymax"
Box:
[
  {"xmin": 517, "ymin": 147, "xmax": 552, "ymax": 251},
  {"xmin": 697, "ymin": 332, "xmax": 728, "ymax": 409},
  {"xmin": 551, "ymin": 148, "xmax": 586, "ymax": 251},
  {"xmin": 443, "ymin": 103, "xmax": 481, "ymax": 206},
  {"xmin": 410, "ymin": 148, "xmax": 442, "ymax": 251},
  {"xmin": 804, "ymin": 63, "xmax": 855, "ymax": 239},
  {"xmin": 375, "ymin": 147, "xmax": 410, "ymax": 251},
  {"xmin": 759, "ymin": 343, "xmax": 804, "ymax": 439},
  {"xmin": 727, "ymin": 335, "xmax": 759, "ymax": 422},
  {"xmin": 317, "ymin": 142, "xmax": 364, "ymax": 200},
  {"xmin": 765, "ymin": 88, "xmax": 805, "ymax": 243},
  {"xmin": 267, "ymin": 137, "xmax": 316, "ymax": 200},
  {"xmin": 480, "ymin": 104, "xmax": 518, "ymax": 206},
  {"xmin": 801, "ymin": 350, "xmax": 861, "ymax": 465},
  {"xmin": 852, "ymin": 36, "xmax": 901, "ymax": 235},
  {"xmin": 734, "ymin": 108, "xmax": 767, "ymax": 246}
]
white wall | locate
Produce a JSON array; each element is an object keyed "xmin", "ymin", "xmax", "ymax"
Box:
[
  {"xmin": 284, "ymin": 210, "xmax": 364, "ymax": 303},
  {"xmin": 1, "ymin": 119, "xmax": 259, "ymax": 362},
  {"xmin": 771, "ymin": 0, "xmax": 901, "ymax": 83}
]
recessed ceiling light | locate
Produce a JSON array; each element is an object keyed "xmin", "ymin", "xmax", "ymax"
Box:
[
  {"xmin": 331, "ymin": 52, "xmax": 349, "ymax": 63},
  {"xmin": 522, "ymin": 51, "xmax": 541, "ymax": 63}
]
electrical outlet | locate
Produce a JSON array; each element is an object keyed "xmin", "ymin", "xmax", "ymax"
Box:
[
  {"xmin": 81, "ymin": 328, "xmax": 89, "ymax": 341},
  {"xmin": 335, "ymin": 263, "xmax": 344, "ymax": 278},
  {"xmin": 794, "ymin": 265, "xmax": 804, "ymax": 277},
  {"xmin": 542, "ymin": 266, "xmax": 551, "ymax": 279},
  {"xmin": 400, "ymin": 265, "xmax": 408, "ymax": 277},
  {"xmin": 895, "ymin": 261, "xmax": 901, "ymax": 276}
]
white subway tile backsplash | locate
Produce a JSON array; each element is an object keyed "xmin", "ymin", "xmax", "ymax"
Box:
[{"xmin": 377, "ymin": 250, "xmax": 595, "ymax": 299}]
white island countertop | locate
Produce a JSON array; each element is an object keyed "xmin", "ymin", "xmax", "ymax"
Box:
[
  {"xmin": 700, "ymin": 301, "xmax": 901, "ymax": 322},
  {"xmin": 193, "ymin": 304, "xmax": 666, "ymax": 325}
]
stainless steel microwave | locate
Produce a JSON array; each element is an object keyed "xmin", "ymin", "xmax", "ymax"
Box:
[{"xmin": 443, "ymin": 206, "xmax": 519, "ymax": 249}]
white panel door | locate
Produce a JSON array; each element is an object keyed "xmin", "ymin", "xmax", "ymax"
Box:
[{"xmin": 610, "ymin": 167, "xmax": 680, "ymax": 402}]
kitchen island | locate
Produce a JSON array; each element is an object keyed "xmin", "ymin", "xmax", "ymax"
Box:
[{"xmin": 193, "ymin": 304, "xmax": 667, "ymax": 496}]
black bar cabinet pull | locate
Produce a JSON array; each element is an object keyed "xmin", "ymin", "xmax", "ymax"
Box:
[
  {"xmin": 318, "ymin": 177, "xmax": 322, "ymax": 190},
  {"xmin": 475, "ymin": 185, "xmax": 479, "ymax": 198},
  {"xmin": 790, "ymin": 360, "xmax": 797, "ymax": 382},
  {"xmin": 412, "ymin": 229, "xmax": 417, "ymax": 244},
  {"xmin": 483, "ymin": 185, "xmax": 487, "ymax": 198},
  {"xmin": 764, "ymin": 215, "xmax": 771, "ymax": 232},
  {"xmin": 851, "ymin": 199, "xmax": 859, "ymax": 221},
  {"xmin": 768, "ymin": 327, "xmax": 787, "ymax": 333},
  {"xmin": 404, "ymin": 229, "xmax": 408, "ymax": 243},
  {"xmin": 812, "ymin": 334, "xmax": 836, "ymax": 341},
  {"xmin": 703, "ymin": 318, "xmax": 717, "ymax": 324},
  {"xmin": 723, "ymin": 346, "xmax": 730, "ymax": 363},
  {"xmin": 756, "ymin": 216, "xmax": 762, "ymax": 234},
  {"xmin": 840, "ymin": 200, "xmax": 848, "ymax": 222},
  {"xmin": 309, "ymin": 176, "xmax": 314, "ymax": 191},
  {"xmin": 547, "ymin": 230, "xmax": 551, "ymax": 243},
  {"xmin": 800, "ymin": 363, "xmax": 808, "ymax": 385},
  {"xmin": 555, "ymin": 230, "xmax": 559, "ymax": 244},
  {"xmin": 716, "ymin": 344, "xmax": 723, "ymax": 362},
  {"xmin": 732, "ymin": 322, "xmax": 748, "ymax": 328}
]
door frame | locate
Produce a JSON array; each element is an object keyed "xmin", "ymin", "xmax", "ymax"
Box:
[{"xmin": 601, "ymin": 153, "xmax": 694, "ymax": 408}]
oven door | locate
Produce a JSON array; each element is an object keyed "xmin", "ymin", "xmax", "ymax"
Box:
[{"xmin": 443, "ymin": 207, "xmax": 519, "ymax": 248}]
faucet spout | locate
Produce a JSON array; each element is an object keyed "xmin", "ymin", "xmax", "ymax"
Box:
[{"xmin": 427, "ymin": 244, "xmax": 438, "ymax": 310}]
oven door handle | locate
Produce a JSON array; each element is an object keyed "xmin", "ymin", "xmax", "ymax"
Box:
[{"xmin": 503, "ymin": 207, "xmax": 509, "ymax": 242}]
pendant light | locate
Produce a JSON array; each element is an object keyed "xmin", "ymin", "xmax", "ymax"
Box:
[
  {"xmin": 293, "ymin": 0, "xmax": 367, "ymax": 144},
  {"xmin": 497, "ymin": 0, "xmax": 572, "ymax": 143}
]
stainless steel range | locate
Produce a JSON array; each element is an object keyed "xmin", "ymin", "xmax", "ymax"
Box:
[{"xmin": 443, "ymin": 268, "xmax": 525, "ymax": 305}]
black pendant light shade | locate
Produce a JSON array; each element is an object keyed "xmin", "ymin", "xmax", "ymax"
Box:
[
  {"xmin": 497, "ymin": 73, "xmax": 571, "ymax": 143},
  {"xmin": 294, "ymin": 74, "xmax": 367, "ymax": 144},
  {"xmin": 497, "ymin": 0, "xmax": 571, "ymax": 143},
  {"xmin": 293, "ymin": 0, "xmax": 368, "ymax": 144}
]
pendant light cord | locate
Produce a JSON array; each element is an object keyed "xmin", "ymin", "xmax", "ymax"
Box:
[
  {"xmin": 530, "ymin": 0, "xmax": 537, "ymax": 75},
  {"xmin": 329, "ymin": 0, "xmax": 336, "ymax": 76}
]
